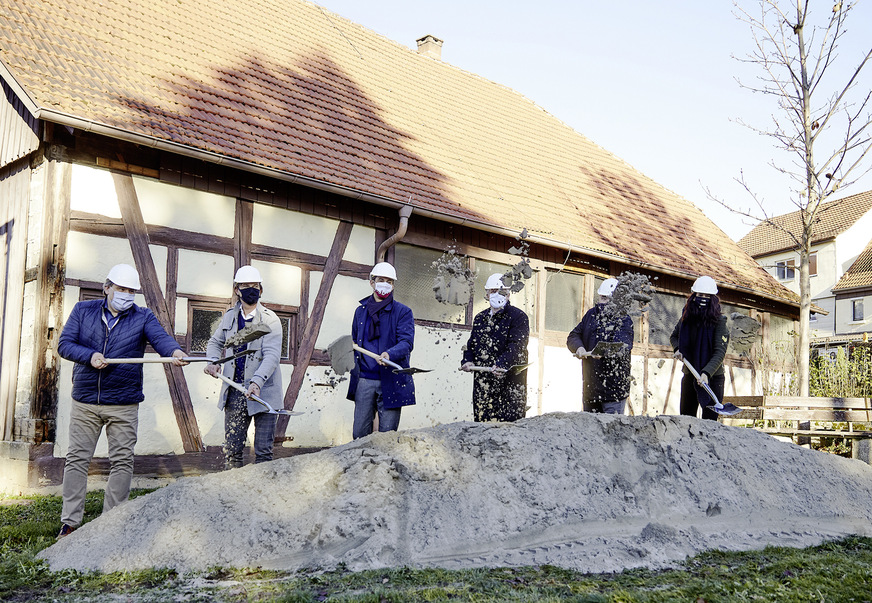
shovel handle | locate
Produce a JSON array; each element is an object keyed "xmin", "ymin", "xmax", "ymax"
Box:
[
  {"xmin": 351, "ymin": 343, "xmax": 404, "ymax": 372},
  {"xmin": 681, "ymin": 358, "xmax": 721, "ymax": 407},
  {"xmin": 212, "ymin": 372, "xmax": 293, "ymax": 415},
  {"xmin": 104, "ymin": 357, "xmax": 190, "ymax": 364}
]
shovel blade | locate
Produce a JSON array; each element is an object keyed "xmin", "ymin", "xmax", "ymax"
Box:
[
  {"xmin": 392, "ymin": 367, "xmax": 432, "ymax": 375},
  {"xmin": 327, "ymin": 335, "xmax": 355, "ymax": 375}
]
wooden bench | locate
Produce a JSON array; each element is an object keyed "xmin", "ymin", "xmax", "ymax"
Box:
[{"xmin": 719, "ymin": 396, "xmax": 872, "ymax": 463}]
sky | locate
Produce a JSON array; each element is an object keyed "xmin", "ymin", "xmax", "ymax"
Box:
[{"xmin": 312, "ymin": 0, "xmax": 872, "ymax": 242}]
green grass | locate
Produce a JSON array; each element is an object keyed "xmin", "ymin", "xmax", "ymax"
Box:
[{"xmin": 3, "ymin": 491, "xmax": 872, "ymax": 602}]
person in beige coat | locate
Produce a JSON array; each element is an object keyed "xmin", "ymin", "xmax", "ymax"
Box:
[{"xmin": 205, "ymin": 265, "xmax": 283, "ymax": 468}]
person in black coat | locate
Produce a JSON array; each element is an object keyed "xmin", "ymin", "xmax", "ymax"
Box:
[
  {"xmin": 460, "ymin": 273, "xmax": 530, "ymax": 422},
  {"xmin": 670, "ymin": 276, "xmax": 730, "ymax": 421},
  {"xmin": 566, "ymin": 278, "xmax": 635, "ymax": 414}
]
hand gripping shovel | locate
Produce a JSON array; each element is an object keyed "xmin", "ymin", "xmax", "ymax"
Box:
[
  {"xmin": 327, "ymin": 335, "xmax": 431, "ymax": 375},
  {"xmin": 681, "ymin": 358, "xmax": 742, "ymax": 416},
  {"xmin": 104, "ymin": 349, "xmax": 256, "ymax": 365},
  {"xmin": 212, "ymin": 372, "xmax": 302, "ymax": 416}
]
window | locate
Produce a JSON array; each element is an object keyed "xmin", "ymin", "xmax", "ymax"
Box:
[
  {"xmin": 809, "ymin": 312, "xmax": 818, "ymax": 322},
  {"xmin": 809, "ymin": 252, "xmax": 817, "ymax": 276},
  {"xmin": 544, "ymin": 271, "xmax": 585, "ymax": 332},
  {"xmin": 853, "ymin": 300, "xmax": 864, "ymax": 322},
  {"xmin": 188, "ymin": 302, "xmax": 297, "ymax": 361},
  {"xmin": 647, "ymin": 291, "xmax": 686, "ymax": 347},
  {"xmin": 394, "ymin": 244, "xmax": 468, "ymax": 324},
  {"xmin": 776, "ymin": 259, "xmax": 795, "ymax": 281}
]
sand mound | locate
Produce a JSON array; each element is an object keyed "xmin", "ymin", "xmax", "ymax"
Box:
[{"xmin": 40, "ymin": 413, "xmax": 872, "ymax": 574}]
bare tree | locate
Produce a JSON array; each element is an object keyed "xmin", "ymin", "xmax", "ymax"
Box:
[{"xmin": 726, "ymin": 1, "xmax": 872, "ymax": 396}]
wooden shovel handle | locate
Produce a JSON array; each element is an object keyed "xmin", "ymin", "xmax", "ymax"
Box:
[{"xmin": 351, "ymin": 343, "xmax": 404, "ymax": 371}]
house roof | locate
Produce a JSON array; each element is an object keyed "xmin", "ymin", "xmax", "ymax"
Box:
[
  {"xmin": 738, "ymin": 190, "xmax": 872, "ymax": 258},
  {"xmin": 0, "ymin": 0, "xmax": 794, "ymax": 303},
  {"xmin": 833, "ymin": 237, "xmax": 872, "ymax": 292}
]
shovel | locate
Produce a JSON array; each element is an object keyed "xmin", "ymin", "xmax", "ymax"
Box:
[
  {"xmin": 212, "ymin": 372, "xmax": 302, "ymax": 416},
  {"xmin": 327, "ymin": 335, "xmax": 431, "ymax": 375},
  {"xmin": 463, "ymin": 363, "xmax": 532, "ymax": 375},
  {"xmin": 681, "ymin": 358, "xmax": 742, "ymax": 416},
  {"xmin": 575, "ymin": 341, "xmax": 627, "ymax": 359},
  {"xmin": 104, "ymin": 349, "xmax": 256, "ymax": 365}
]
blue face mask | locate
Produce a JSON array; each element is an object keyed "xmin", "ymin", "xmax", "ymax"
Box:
[
  {"xmin": 239, "ymin": 287, "xmax": 261, "ymax": 305},
  {"xmin": 110, "ymin": 291, "xmax": 135, "ymax": 312}
]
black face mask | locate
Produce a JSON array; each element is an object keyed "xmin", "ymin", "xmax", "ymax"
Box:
[
  {"xmin": 239, "ymin": 287, "xmax": 261, "ymax": 305},
  {"xmin": 694, "ymin": 296, "xmax": 709, "ymax": 308}
]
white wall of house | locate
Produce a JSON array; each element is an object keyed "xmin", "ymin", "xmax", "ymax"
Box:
[
  {"xmin": 834, "ymin": 294, "xmax": 871, "ymax": 335},
  {"xmin": 838, "ymin": 211, "xmax": 872, "ymax": 274},
  {"xmin": 53, "ymin": 164, "xmax": 763, "ymax": 458}
]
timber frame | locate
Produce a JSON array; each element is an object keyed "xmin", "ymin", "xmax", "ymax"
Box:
[{"xmin": 1, "ymin": 125, "xmax": 803, "ymax": 489}]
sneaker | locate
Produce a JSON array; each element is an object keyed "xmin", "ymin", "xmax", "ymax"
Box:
[{"xmin": 56, "ymin": 524, "xmax": 76, "ymax": 539}]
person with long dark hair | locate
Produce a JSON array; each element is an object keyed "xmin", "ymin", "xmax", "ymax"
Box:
[{"xmin": 669, "ymin": 276, "xmax": 729, "ymax": 420}]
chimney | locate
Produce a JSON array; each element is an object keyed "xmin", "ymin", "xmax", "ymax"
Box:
[{"xmin": 416, "ymin": 34, "xmax": 443, "ymax": 60}]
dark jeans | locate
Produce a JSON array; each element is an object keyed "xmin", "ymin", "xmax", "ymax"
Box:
[
  {"xmin": 224, "ymin": 389, "xmax": 277, "ymax": 468},
  {"xmin": 353, "ymin": 378, "xmax": 401, "ymax": 439},
  {"xmin": 679, "ymin": 372, "xmax": 724, "ymax": 421}
]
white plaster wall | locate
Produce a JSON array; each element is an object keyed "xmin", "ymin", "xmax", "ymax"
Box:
[
  {"xmin": 252, "ymin": 204, "xmax": 338, "ymax": 256},
  {"xmin": 174, "ymin": 298, "xmax": 189, "ymax": 335},
  {"xmin": 310, "ymin": 273, "xmax": 373, "ymax": 349},
  {"xmin": 810, "ymin": 297, "xmax": 835, "ymax": 337},
  {"xmin": 838, "ymin": 210, "xmax": 872, "ymax": 272},
  {"xmin": 811, "ymin": 241, "xmax": 838, "ymax": 298},
  {"xmin": 253, "ymin": 259, "xmax": 301, "ymax": 306},
  {"xmin": 835, "ymin": 295, "xmax": 872, "ymax": 334},
  {"xmin": 539, "ymin": 344, "xmax": 583, "ymax": 415},
  {"xmin": 133, "ymin": 176, "xmax": 235, "ymax": 237},
  {"xmin": 344, "ymin": 225, "xmax": 376, "ymax": 265},
  {"xmin": 70, "ymin": 164, "xmax": 121, "ymax": 218},
  {"xmin": 65, "ymin": 232, "xmax": 168, "ymax": 295},
  {"xmin": 177, "ymin": 249, "xmax": 234, "ymax": 297}
]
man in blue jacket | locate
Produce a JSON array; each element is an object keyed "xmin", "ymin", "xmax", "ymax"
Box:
[
  {"xmin": 460, "ymin": 273, "xmax": 530, "ymax": 422},
  {"xmin": 56, "ymin": 264, "xmax": 187, "ymax": 538},
  {"xmin": 346, "ymin": 262, "xmax": 416, "ymax": 439}
]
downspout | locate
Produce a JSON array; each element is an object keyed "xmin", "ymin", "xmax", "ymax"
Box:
[{"xmin": 376, "ymin": 205, "xmax": 413, "ymax": 262}]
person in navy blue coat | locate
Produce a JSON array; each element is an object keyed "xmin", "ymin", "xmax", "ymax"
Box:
[
  {"xmin": 55, "ymin": 264, "xmax": 187, "ymax": 538},
  {"xmin": 460, "ymin": 273, "xmax": 530, "ymax": 422},
  {"xmin": 566, "ymin": 278, "xmax": 634, "ymax": 414},
  {"xmin": 346, "ymin": 262, "xmax": 416, "ymax": 439}
]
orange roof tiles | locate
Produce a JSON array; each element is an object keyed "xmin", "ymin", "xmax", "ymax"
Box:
[
  {"xmin": 738, "ymin": 190, "xmax": 872, "ymax": 258},
  {"xmin": 1, "ymin": 0, "xmax": 794, "ymax": 302},
  {"xmin": 833, "ymin": 238, "xmax": 872, "ymax": 292}
]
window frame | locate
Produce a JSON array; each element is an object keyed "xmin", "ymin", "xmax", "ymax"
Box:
[
  {"xmin": 186, "ymin": 298, "xmax": 299, "ymax": 363},
  {"xmin": 775, "ymin": 259, "xmax": 796, "ymax": 281},
  {"xmin": 852, "ymin": 299, "xmax": 864, "ymax": 322}
]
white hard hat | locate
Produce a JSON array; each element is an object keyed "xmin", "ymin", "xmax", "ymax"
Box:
[
  {"xmin": 234, "ymin": 265, "xmax": 262, "ymax": 283},
  {"xmin": 485, "ymin": 273, "xmax": 508, "ymax": 290},
  {"xmin": 691, "ymin": 275, "xmax": 718, "ymax": 295},
  {"xmin": 106, "ymin": 264, "xmax": 141, "ymax": 290},
  {"xmin": 370, "ymin": 262, "xmax": 397, "ymax": 280},
  {"xmin": 597, "ymin": 278, "xmax": 619, "ymax": 297}
]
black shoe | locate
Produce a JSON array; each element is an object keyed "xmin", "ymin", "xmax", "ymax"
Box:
[{"xmin": 56, "ymin": 524, "xmax": 76, "ymax": 539}]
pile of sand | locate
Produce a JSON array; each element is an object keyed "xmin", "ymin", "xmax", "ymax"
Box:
[{"xmin": 40, "ymin": 413, "xmax": 872, "ymax": 574}]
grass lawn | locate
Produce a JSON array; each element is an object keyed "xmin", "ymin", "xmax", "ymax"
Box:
[{"xmin": 3, "ymin": 490, "xmax": 872, "ymax": 602}]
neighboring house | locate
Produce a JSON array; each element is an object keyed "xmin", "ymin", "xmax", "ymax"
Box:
[
  {"xmin": 1, "ymin": 0, "xmax": 798, "ymax": 491},
  {"xmin": 738, "ymin": 190, "xmax": 872, "ymax": 346}
]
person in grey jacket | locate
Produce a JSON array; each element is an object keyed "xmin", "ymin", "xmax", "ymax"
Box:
[
  {"xmin": 205, "ymin": 265, "xmax": 283, "ymax": 468},
  {"xmin": 670, "ymin": 276, "xmax": 730, "ymax": 421},
  {"xmin": 56, "ymin": 263, "xmax": 187, "ymax": 539}
]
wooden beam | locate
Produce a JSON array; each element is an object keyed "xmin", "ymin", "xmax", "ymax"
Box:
[
  {"xmin": 31, "ymin": 157, "xmax": 71, "ymax": 441},
  {"xmin": 276, "ymin": 221, "xmax": 353, "ymax": 439},
  {"xmin": 113, "ymin": 173, "xmax": 203, "ymax": 452},
  {"xmin": 234, "ymin": 199, "xmax": 253, "ymax": 268}
]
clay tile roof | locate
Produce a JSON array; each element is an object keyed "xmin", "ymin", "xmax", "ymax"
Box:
[
  {"xmin": 833, "ymin": 238, "xmax": 872, "ymax": 292},
  {"xmin": 738, "ymin": 190, "xmax": 872, "ymax": 258},
  {"xmin": 0, "ymin": 0, "xmax": 795, "ymax": 303}
]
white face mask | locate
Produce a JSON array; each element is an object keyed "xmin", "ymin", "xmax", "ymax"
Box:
[
  {"xmin": 488, "ymin": 292, "xmax": 507, "ymax": 310},
  {"xmin": 374, "ymin": 282, "xmax": 393, "ymax": 297},
  {"xmin": 111, "ymin": 291, "xmax": 135, "ymax": 312}
]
